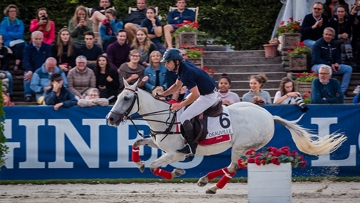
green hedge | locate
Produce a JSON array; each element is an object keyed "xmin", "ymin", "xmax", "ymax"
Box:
[{"xmin": 0, "ymin": 0, "xmax": 282, "ymax": 50}]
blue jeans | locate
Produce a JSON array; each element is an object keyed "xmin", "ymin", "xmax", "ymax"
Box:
[
  {"xmin": 23, "ymin": 71, "xmax": 32, "ymax": 98},
  {"xmin": 303, "ymin": 39, "xmax": 316, "ymax": 49},
  {"xmin": 312, "ymin": 64, "xmax": 353, "ymax": 93},
  {"xmin": 5, "ymin": 71, "xmax": 13, "ymax": 94}
]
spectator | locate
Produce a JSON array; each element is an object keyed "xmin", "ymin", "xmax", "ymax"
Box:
[
  {"xmin": 106, "ymin": 29, "xmax": 130, "ymax": 71},
  {"xmin": 23, "ymin": 31, "xmax": 52, "ymax": 102},
  {"xmin": 77, "ymin": 88, "xmax": 109, "ymax": 107},
  {"xmin": 29, "ymin": 8, "xmax": 55, "ymax": 45},
  {"xmin": 93, "ymin": 55, "xmax": 119, "ymax": 101},
  {"xmin": 68, "ymin": 6, "xmax": 93, "ymax": 48},
  {"xmin": 144, "ymin": 51, "xmax": 168, "ymax": 94},
  {"xmin": 0, "ymin": 4, "xmax": 25, "ymax": 73},
  {"xmin": 100, "ymin": 8, "xmax": 123, "ymax": 52},
  {"xmin": 311, "ymin": 65, "xmax": 344, "ymax": 103},
  {"xmin": 300, "ymin": 2, "xmax": 329, "ymax": 48},
  {"xmin": 118, "ymin": 49, "xmax": 147, "ymax": 92},
  {"xmin": 131, "ymin": 28, "xmax": 157, "ymax": 67},
  {"xmin": 67, "ymin": 55, "xmax": 96, "ymax": 99},
  {"xmin": 323, "ymin": 0, "xmax": 349, "ymax": 18},
  {"xmin": 141, "ymin": 6, "xmax": 166, "ymax": 54},
  {"xmin": 123, "ymin": 0, "xmax": 147, "ymax": 42},
  {"xmin": 217, "ymin": 73, "xmax": 240, "ymax": 106},
  {"xmin": 90, "ymin": 0, "xmax": 113, "ymax": 32},
  {"xmin": 51, "ymin": 28, "xmax": 79, "ymax": 75},
  {"xmin": 78, "ymin": 31, "xmax": 102, "ymax": 70},
  {"xmin": 242, "ymin": 74, "xmax": 272, "ymax": 105},
  {"xmin": 0, "ymin": 70, "xmax": 13, "ymax": 100},
  {"xmin": 30, "ymin": 57, "xmax": 68, "ymax": 104},
  {"xmin": 349, "ymin": 3, "xmax": 360, "ymax": 67},
  {"xmin": 44, "ymin": 72, "xmax": 77, "ymax": 110},
  {"xmin": 0, "ymin": 35, "xmax": 13, "ymax": 97},
  {"xmin": 273, "ymin": 77, "xmax": 308, "ymax": 112},
  {"xmin": 164, "ymin": 0, "xmax": 195, "ymax": 48},
  {"xmin": 311, "ymin": 27, "xmax": 352, "ymax": 96}
]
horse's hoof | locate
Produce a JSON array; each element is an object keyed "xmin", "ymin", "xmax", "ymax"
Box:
[
  {"xmin": 172, "ymin": 168, "xmax": 186, "ymax": 178},
  {"xmin": 197, "ymin": 176, "xmax": 209, "ymax": 187},
  {"xmin": 205, "ymin": 188, "xmax": 216, "ymax": 194},
  {"xmin": 139, "ymin": 161, "xmax": 145, "ymax": 173}
]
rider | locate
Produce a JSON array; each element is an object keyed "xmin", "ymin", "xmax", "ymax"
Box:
[{"xmin": 159, "ymin": 48, "xmax": 218, "ymax": 156}]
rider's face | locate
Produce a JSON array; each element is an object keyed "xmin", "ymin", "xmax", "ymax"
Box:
[{"xmin": 165, "ymin": 60, "xmax": 176, "ymax": 71}]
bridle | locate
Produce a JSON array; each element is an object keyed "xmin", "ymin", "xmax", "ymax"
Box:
[{"xmin": 110, "ymin": 87, "xmax": 181, "ymax": 141}]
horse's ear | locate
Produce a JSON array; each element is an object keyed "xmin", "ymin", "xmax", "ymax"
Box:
[
  {"xmin": 123, "ymin": 78, "xmax": 130, "ymax": 88},
  {"xmin": 130, "ymin": 79, "xmax": 140, "ymax": 90}
]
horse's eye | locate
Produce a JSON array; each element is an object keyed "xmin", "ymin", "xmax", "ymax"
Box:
[{"xmin": 124, "ymin": 96, "xmax": 130, "ymax": 101}]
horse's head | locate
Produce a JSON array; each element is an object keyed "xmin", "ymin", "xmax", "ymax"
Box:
[{"xmin": 106, "ymin": 79, "xmax": 139, "ymax": 126}]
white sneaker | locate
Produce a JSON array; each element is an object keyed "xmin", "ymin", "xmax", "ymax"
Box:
[{"xmin": 353, "ymin": 85, "xmax": 360, "ymax": 94}]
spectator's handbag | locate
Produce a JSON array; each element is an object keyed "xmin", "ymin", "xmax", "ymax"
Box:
[{"xmin": 9, "ymin": 39, "xmax": 25, "ymax": 47}]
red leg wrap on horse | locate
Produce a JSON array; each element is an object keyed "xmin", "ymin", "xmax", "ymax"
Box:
[
  {"xmin": 132, "ymin": 146, "xmax": 140, "ymax": 162},
  {"xmin": 216, "ymin": 170, "xmax": 236, "ymax": 189},
  {"xmin": 207, "ymin": 168, "xmax": 226, "ymax": 180},
  {"xmin": 153, "ymin": 168, "xmax": 172, "ymax": 180}
]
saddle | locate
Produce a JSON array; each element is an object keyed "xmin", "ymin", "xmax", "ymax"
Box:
[{"xmin": 181, "ymin": 98, "xmax": 223, "ymax": 143}]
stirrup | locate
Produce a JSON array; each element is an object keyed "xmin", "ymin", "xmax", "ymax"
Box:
[{"xmin": 176, "ymin": 144, "xmax": 195, "ymax": 156}]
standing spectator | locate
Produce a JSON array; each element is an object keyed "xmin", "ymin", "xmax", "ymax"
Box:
[
  {"xmin": 141, "ymin": 6, "xmax": 166, "ymax": 54},
  {"xmin": 123, "ymin": 0, "xmax": 147, "ymax": 42},
  {"xmin": 144, "ymin": 51, "xmax": 168, "ymax": 94},
  {"xmin": 242, "ymin": 74, "xmax": 272, "ymax": 105},
  {"xmin": 52, "ymin": 28, "xmax": 79, "ymax": 75},
  {"xmin": 23, "ymin": 31, "xmax": 52, "ymax": 102},
  {"xmin": 100, "ymin": 8, "xmax": 123, "ymax": 52},
  {"xmin": 131, "ymin": 28, "xmax": 157, "ymax": 67},
  {"xmin": 78, "ymin": 31, "xmax": 102, "ymax": 70},
  {"xmin": 67, "ymin": 55, "xmax": 96, "ymax": 99},
  {"xmin": 30, "ymin": 57, "xmax": 68, "ymax": 104},
  {"xmin": 106, "ymin": 29, "xmax": 130, "ymax": 71},
  {"xmin": 0, "ymin": 4, "xmax": 25, "ymax": 73},
  {"xmin": 68, "ymin": 6, "xmax": 93, "ymax": 48},
  {"xmin": 29, "ymin": 8, "xmax": 55, "ymax": 45},
  {"xmin": 217, "ymin": 73, "xmax": 240, "ymax": 106},
  {"xmin": 300, "ymin": 2, "xmax": 329, "ymax": 48},
  {"xmin": 44, "ymin": 72, "xmax": 77, "ymax": 110},
  {"xmin": 77, "ymin": 88, "xmax": 109, "ymax": 107},
  {"xmin": 323, "ymin": 0, "xmax": 349, "ymax": 18},
  {"xmin": 164, "ymin": 0, "xmax": 195, "ymax": 48},
  {"xmin": 118, "ymin": 49, "xmax": 146, "ymax": 92},
  {"xmin": 311, "ymin": 27, "xmax": 352, "ymax": 96},
  {"xmin": 93, "ymin": 55, "xmax": 119, "ymax": 101},
  {"xmin": 90, "ymin": 0, "xmax": 113, "ymax": 32},
  {"xmin": 311, "ymin": 65, "xmax": 344, "ymax": 104}
]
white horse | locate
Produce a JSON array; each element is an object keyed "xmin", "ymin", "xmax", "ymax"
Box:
[{"xmin": 106, "ymin": 80, "xmax": 346, "ymax": 194}]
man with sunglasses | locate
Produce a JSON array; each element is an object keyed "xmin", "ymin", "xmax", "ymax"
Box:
[{"xmin": 301, "ymin": 2, "xmax": 329, "ymax": 48}]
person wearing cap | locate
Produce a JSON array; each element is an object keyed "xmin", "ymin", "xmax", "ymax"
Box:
[
  {"xmin": 44, "ymin": 72, "xmax": 77, "ymax": 110},
  {"xmin": 157, "ymin": 48, "xmax": 217, "ymax": 156}
]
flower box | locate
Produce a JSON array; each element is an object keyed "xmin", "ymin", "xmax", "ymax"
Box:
[
  {"xmin": 281, "ymin": 33, "xmax": 301, "ymax": 51},
  {"xmin": 289, "ymin": 54, "xmax": 309, "ymax": 71},
  {"xmin": 175, "ymin": 32, "xmax": 197, "ymax": 48},
  {"xmin": 295, "ymin": 81, "xmax": 312, "ymax": 95},
  {"xmin": 248, "ymin": 163, "xmax": 292, "ymax": 203}
]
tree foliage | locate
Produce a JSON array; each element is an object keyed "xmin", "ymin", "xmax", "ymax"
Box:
[
  {"xmin": 0, "ymin": 80, "xmax": 8, "ymax": 168},
  {"xmin": 0, "ymin": 0, "xmax": 281, "ymax": 49}
]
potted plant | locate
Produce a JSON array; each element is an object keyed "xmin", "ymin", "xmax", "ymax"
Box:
[
  {"xmin": 277, "ymin": 17, "xmax": 302, "ymax": 50},
  {"xmin": 295, "ymin": 71, "xmax": 318, "ymax": 95},
  {"xmin": 173, "ymin": 20, "xmax": 199, "ymax": 48},
  {"xmin": 287, "ymin": 42, "xmax": 312, "ymax": 71},
  {"xmin": 182, "ymin": 44, "xmax": 204, "ymax": 68}
]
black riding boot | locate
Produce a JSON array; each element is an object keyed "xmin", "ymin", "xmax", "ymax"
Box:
[{"xmin": 177, "ymin": 120, "xmax": 197, "ymax": 156}]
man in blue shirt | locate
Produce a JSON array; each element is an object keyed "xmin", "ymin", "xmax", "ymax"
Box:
[
  {"xmin": 159, "ymin": 49, "xmax": 217, "ymax": 156},
  {"xmin": 164, "ymin": 0, "xmax": 195, "ymax": 48},
  {"xmin": 78, "ymin": 31, "xmax": 102, "ymax": 70}
]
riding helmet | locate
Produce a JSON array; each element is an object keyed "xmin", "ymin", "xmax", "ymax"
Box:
[{"xmin": 160, "ymin": 48, "xmax": 183, "ymax": 62}]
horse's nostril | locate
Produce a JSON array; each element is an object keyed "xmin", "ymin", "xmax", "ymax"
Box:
[{"xmin": 109, "ymin": 117, "xmax": 114, "ymax": 121}]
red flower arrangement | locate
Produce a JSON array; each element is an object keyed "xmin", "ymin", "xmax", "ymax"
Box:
[
  {"xmin": 181, "ymin": 44, "xmax": 204, "ymax": 58},
  {"xmin": 296, "ymin": 70, "xmax": 318, "ymax": 82},
  {"xmin": 277, "ymin": 17, "xmax": 301, "ymax": 36},
  {"xmin": 302, "ymin": 90, "xmax": 311, "ymax": 104},
  {"xmin": 237, "ymin": 146, "xmax": 307, "ymax": 169},
  {"xmin": 174, "ymin": 20, "xmax": 199, "ymax": 38},
  {"xmin": 202, "ymin": 66, "xmax": 215, "ymax": 76},
  {"xmin": 287, "ymin": 42, "xmax": 312, "ymax": 56}
]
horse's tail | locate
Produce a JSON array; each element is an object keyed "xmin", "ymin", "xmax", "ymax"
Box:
[{"xmin": 273, "ymin": 115, "xmax": 347, "ymax": 155}]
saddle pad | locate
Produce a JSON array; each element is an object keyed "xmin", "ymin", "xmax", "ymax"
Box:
[{"xmin": 199, "ymin": 105, "xmax": 233, "ymax": 146}]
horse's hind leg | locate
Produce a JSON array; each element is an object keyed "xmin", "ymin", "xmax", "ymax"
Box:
[
  {"xmin": 132, "ymin": 138, "xmax": 158, "ymax": 172},
  {"xmin": 150, "ymin": 152, "xmax": 187, "ymax": 180}
]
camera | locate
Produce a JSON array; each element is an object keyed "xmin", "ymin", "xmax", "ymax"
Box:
[
  {"xmin": 41, "ymin": 14, "xmax": 47, "ymax": 20},
  {"xmin": 295, "ymin": 94, "xmax": 309, "ymax": 113},
  {"xmin": 357, "ymin": 6, "xmax": 360, "ymax": 10}
]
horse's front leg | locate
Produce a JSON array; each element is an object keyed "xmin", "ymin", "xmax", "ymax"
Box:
[
  {"xmin": 132, "ymin": 138, "xmax": 158, "ymax": 172},
  {"xmin": 149, "ymin": 152, "xmax": 187, "ymax": 180}
]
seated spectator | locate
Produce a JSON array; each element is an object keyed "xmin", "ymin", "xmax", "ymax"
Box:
[
  {"xmin": 100, "ymin": 8, "xmax": 123, "ymax": 52},
  {"xmin": 144, "ymin": 51, "xmax": 168, "ymax": 94},
  {"xmin": 311, "ymin": 65, "xmax": 344, "ymax": 104},
  {"xmin": 217, "ymin": 73, "xmax": 240, "ymax": 106},
  {"xmin": 106, "ymin": 29, "xmax": 130, "ymax": 71},
  {"xmin": 0, "ymin": 4, "xmax": 25, "ymax": 73},
  {"xmin": 68, "ymin": 6, "xmax": 93, "ymax": 48},
  {"xmin": 242, "ymin": 74, "xmax": 272, "ymax": 105},
  {"xmin": 93, "ymin": 55, "xmax": 119, "ymax": 101},
  {"xmin": 1, "ymin": 72, "xmax": 14, "ymax": 106},
  {"xmin": 23, "ymin": 31, "xmax": 52, "ymax": 102},
  {"xmin": 77, "ymin": 88, "xmax": 109, "ymax": 107},
  {"xmin": 78, "ymin": 31, "xmax": 102, "ymax": 69},
  {"xmin": 0, "ymin": 70, "xmax": 13, "ymax": 100},
  {"xmin": 131, "ymin": 28, "xmax": 157, "ymax": 67},
  {"xmin": 323, "ymin": 0, "xmax": 349, "ymax": 18},
  {"xmin": 118, "ymin": 49, "xmax": 147, "ymax": 92},
  {"xmin": 67, "ymin": 55, "xmax": 96, "ymax": 99},
  {"xmin": 123, "ymin": 0, "xmax": 147, "ymax": 42},
  {"xmin": 141, "ymin": 6, "xmax": 166, "ymax": 54},
  {"xmin": 0, "ymin": 35, "xmax": 13, "ymax": 97},
  {"xmin": 311, "ymin": 27, "xmax": 352, "ymax": 96},
  {"xmin": 52, "ymin": 28, "xmax": 79, "ymax": 74},
  {"xmin": 300, "ymin": 2, "xmax": 329, "ymax": 48},
  {"xmin": 29, "ymin": 8, "xmax": 55, "ymax": 45},
  {"xmin": 44, "ymin": 72, "xmax": 77, "ymax": 110},
  {"xmin": 164, "ymin": 0, "xmax": 195, "ymax": 48},
  {"xmin": 30, "ymin": 57, "xmax": 68, "ymax": 104},
  {"xmin": 273, "ymin": 77, "xmax": 308, "ymax": 112},
  {"xmin": 90, "ymin": 0, "xmax": 113, "ymax": 32},
  {"xmin": 349, "ymin": 3, "xmax": 360, "ymax": 67}
]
